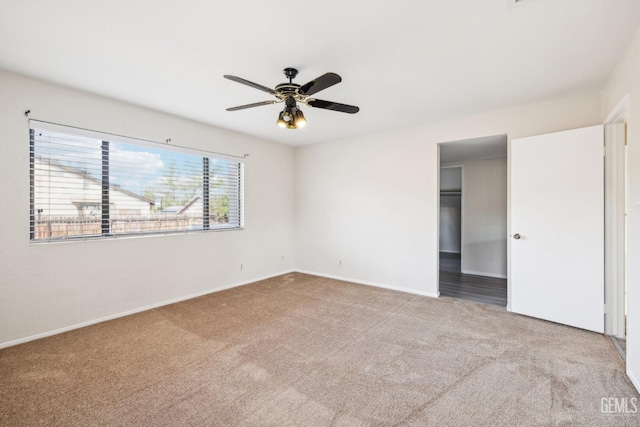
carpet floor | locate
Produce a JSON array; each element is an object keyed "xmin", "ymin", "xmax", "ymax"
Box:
[{"xmin": 1, "ymin": 272, "xmax": 638, "ymax": 426}]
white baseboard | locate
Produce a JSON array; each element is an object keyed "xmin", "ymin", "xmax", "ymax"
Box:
[
  {"xmin": 628, "ymin": 368, "xmax": 640, "ymax": 394},
  {"xmin": 2, "ymin": 269, "xmax": 440, "ymax": 349},
  {"xmin": 439, "ymin": 250, "xmax": 461, "ymax": 254},
  {"xmin": 295, "ymin": 269, "xmax": 440, "ymax": 299},
  {"xmin": 461, "ymin": 269, "xmax": 507, "ymax": 279},
  {"xmin": 0, "ymin": 269, "xmax": 295, "ymax": 350}
]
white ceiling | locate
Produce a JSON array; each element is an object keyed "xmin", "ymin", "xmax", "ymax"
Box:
[{"xmin": 1, "ymin": 0, "xmax": 639, "ymax": 146}]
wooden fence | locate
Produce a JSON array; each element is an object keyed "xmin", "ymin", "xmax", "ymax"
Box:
[{"xmin": 33, "ymin": 215, "xmax": 229, "ymax": 239}]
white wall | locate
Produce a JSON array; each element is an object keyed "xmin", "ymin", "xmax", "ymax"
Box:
[
  {"xmin": 461, "ymin": 158, "xmax": 507, "ymax": 278},
  {"xmin": 440, "ymin": 167, "xmax": 462, "ymax": 191},
  {"xmin": 602, "ymin": 26, "xmax": 640, "ymax": 390},
  {"xmin": 439, "ymin": 196, "xmax": 462, "ymax": 254},
  {"xmin": 439, "ymin": 167, "xmax": 462, "ymax": 253},
  {"xmin": 295, "ymin": 93, "xmax": 601, "ymax": 297},
  {"xmin": 0, "ymin": 70, "xmax": 296, "ymax": 346}
]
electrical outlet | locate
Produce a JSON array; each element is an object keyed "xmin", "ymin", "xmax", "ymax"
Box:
[
  {"xmin": 240, "ymin": 264, "xmax": 244, "ymax": 271},
  {"xmin": 339, "ymin": 260, "xmax": 342, "ymax": 266}
]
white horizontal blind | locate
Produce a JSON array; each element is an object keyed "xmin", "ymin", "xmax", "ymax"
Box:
[
  {"xmin": 30, "ymin": 127, "xmax": 243, "ymax": 241},
  {"xmin": 209, "ymin": 159, "xmax": 243, "ymax": 229}
]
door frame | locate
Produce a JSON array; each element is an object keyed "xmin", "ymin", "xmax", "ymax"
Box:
[
  {"xmin": 506, "ymin": 136, "xmax": 512, "ymax": 311},
  {"xmin": 604, "ymin": 95, "xmax": 629, "ymax": 338}
]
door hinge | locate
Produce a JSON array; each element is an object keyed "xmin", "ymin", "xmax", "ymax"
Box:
[{"xmin": 603, "ymin": 146, "xmax": 607, "ymax": 157}]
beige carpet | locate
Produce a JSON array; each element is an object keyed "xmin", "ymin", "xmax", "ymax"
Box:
[{"xmin": 1, "ymin": 272, "xmax": 638, "ymax": 426}]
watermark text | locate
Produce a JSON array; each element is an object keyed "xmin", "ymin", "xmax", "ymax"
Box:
[{"xmin": 601, "ymin": 397, "xmax": 638, "ymax": 415}]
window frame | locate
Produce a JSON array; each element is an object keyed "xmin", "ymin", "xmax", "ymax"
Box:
[{"xmin": 29, "ymin": 123, "xmax": 244, "ymax": 243}]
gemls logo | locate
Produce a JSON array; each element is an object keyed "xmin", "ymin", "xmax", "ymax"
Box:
[{"xmin": 601, "ymin": 397, "xmax": 638, "ymax": 414}]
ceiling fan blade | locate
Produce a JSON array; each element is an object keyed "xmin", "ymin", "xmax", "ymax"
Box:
[
  {"xmin": 226, "ymin": 100, "xmax": 278, "ymax": 111},
  {"xmin": 307, "ymin": 99, "xmax": 359, "ymax": 114},
  {"xmin": 224, "ymin": 75, "xmax": 278, "ymax": 95},
  {"xmin": 298, "ymin": 73, "xmax": 342, "ymax": 96}
]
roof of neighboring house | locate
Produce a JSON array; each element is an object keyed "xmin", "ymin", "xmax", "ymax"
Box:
[
  {"xmin": 178, "ymin": 196, "xmax": 201, "ymax": 215},
  {"xmin": 160, "ymin": 206, "xmax": 182, "ymax": 214},
  {"xmin": 35, "ymin": 156, "xmax": 155, "ymax": 205},
  {"xmin": 160, "ymin": 196, "xmax": 201, "ymax": 215}
]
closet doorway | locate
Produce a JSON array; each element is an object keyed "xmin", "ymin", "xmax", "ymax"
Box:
[{"xmin": 438, "ymin": 135, "xmax": 508, "ymax": 307}]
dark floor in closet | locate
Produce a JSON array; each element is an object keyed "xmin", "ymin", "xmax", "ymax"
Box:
[{"xmin": 439, "ymin": 252, "xmax": 507, "ymax": 307}]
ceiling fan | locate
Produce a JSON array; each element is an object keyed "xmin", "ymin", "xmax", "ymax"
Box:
[{"xmin": 224, "ymin": 68, "xmax": 359, "ymax": 129}]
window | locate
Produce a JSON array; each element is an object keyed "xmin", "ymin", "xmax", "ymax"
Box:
[{"xmin": 30, "ymin": 125, "xmax": 243, "ymax": 241}]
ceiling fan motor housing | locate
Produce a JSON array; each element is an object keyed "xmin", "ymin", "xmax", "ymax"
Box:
[
  {"xmin": 275, "ymin": 82, "xmax": 301, "ymax": 95},
  {"xmin": 283, "ymin": 67, "xmax": 298, "ymax": 81}
]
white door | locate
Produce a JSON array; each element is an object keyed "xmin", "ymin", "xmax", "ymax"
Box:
[{"xmin": 511, "ymin": 125, "xmax": 604, "ymax": 333}]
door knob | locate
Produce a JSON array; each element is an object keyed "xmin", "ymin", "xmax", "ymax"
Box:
[{"xmin": 513, "ymin": 233, "xmax": 521, "ymax": 240}]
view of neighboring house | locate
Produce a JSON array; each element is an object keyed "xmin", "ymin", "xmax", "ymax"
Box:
[
  {"xmin": 32, "ymin": 156, "xmax": 213, "ymax": 239},
  {"xmin": 160, "ymin": 195, "xmax": 202, "ymax": 217},
  {"xmin": 159, "ymin": 195, "xmax": 204, "ymax": 231},
  {"xmin": 33, "ymin": 156, "xmax": 155, "ymax": 218}
]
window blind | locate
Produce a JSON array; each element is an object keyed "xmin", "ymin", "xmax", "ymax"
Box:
[{"xmin": 30, "ymin": 126, "xmax": 243, "ymax": 241}]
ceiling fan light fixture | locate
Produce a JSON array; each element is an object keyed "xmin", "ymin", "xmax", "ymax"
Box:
[
  {"xmin": 277, "ymin": 105, "xmax": 302, "ymax": 129},
  {"xmin": 276, "ymin": 111, "xmax": 288, "ymax": 128},
  {"xmin": 294, "ymin": 108, "xmax": 306, "ymax": 128}
]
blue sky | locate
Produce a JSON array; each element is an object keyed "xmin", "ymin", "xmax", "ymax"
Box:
[{"xmin": 35, "ymin": 129, "xmax": 232, "ymax": 199}]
